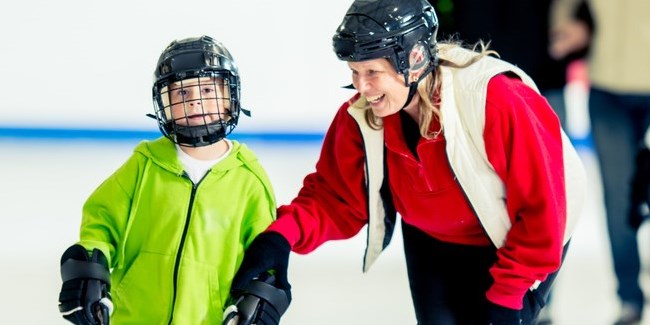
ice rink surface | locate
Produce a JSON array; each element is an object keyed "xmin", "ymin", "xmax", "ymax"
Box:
[{"xmin": 3, "ymin": 137, "xmax": 650, "ymax": 324}]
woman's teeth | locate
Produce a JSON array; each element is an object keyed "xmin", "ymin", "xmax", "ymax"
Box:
[{"xmin": 367, "ymin": 94, "xmax": 383, "ymax": 103}]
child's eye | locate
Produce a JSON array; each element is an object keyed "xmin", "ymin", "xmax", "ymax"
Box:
[
  {"xmin": 176, "ymin": 89, "xmax": 188, "ymax": 97},
  {"xmin": 202, "ymin": 87, "xmax": 215, "ymax": 94}
]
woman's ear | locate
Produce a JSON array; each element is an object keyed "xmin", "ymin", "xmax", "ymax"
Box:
[{"xmin": 408, "ymin": 43, "xmax": 430, "ymax": 82}]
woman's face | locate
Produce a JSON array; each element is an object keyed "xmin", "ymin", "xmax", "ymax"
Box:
[
  {"xmin": 163, "ymin": 76, "xmax": 230, "ymax": 126},
  {"xmin": 348, "ymin": 58, "xmax": 416, "ymax": 117}
]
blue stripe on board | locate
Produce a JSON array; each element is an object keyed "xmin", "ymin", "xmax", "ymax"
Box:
[
  {"xmin": 0, "ymin": 127, "xmax": 325, "ymax": 143},
  {"xmin": 570, "ymin": 135, "xmax": 594, "ymax": 151},
  {"xmin": 0, "ymin": 126, "xmax": 594, "ymax": 149}
]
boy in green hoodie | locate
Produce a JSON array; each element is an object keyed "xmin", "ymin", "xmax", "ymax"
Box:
[{"xmin": 57, "ymin": 35, "xmax": 283, "ymax": 325}]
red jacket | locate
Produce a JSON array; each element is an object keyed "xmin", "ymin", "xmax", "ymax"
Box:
[{"xmin": 269, "ymin": 74, "xmax": 570, "ymax": 309}]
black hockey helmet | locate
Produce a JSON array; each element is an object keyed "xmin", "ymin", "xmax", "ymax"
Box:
[
  {"xmin": 151, "ymin": 35, "xmax": 250, "ymax": 147},
  {"xmin": 332, "ymin": 0, "xmax": 439, "ymax": 86}
]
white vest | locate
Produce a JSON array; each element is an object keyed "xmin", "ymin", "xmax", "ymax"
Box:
[{"xmin": 348, "ymin": 47, "xmax": 587, "ymax": 272}]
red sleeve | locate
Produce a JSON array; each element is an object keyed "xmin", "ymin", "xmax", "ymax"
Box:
[
  {"xmin": 483, "ymin": 74, "xmax": 567, "ymax": 309},
  {"xmin": 267, "ymin": 95, "xmax": 369, "ymax": 254}
]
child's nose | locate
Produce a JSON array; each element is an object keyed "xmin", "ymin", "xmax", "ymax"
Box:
[{"xmin": 187, "ymin": 98, "xmax": 202, "ymax": 106}]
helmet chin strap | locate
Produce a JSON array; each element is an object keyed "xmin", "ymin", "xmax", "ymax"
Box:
[
  {"xmin": 401, "ymin": 81, "xmax": 419, "ymax": 109},
  {"xmin": 400, "ymin": 59, "xmax": 436, "ymax": 109}
]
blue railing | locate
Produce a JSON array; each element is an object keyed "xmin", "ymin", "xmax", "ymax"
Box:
[
  {"xmin": 0, "ymin": 126, "xmax": 325, "ymax": 143},
  {"xmin": 0, "ymin": 126, "xmax": 593, "ymax": 149}
]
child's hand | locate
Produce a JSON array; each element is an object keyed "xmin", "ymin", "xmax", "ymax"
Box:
[
  {"xmin": 223, "ymin": 273, "xmax": 290, "ymax": 325},
  {"xmin": 58, "ymin": 245, "xmax": 112, "ymax": 325}
]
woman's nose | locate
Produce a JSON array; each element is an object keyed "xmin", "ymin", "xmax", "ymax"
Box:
[{"xmin": 356, "ymin": 78, "xmax": 370, "ymax": 93}]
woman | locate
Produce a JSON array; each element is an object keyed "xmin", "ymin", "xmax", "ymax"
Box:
[{"xmin": 232, "ymin": 0, "xmax": 586, "ymax": 324}]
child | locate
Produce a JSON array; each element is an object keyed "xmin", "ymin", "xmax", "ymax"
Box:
[{"xmin": 57, "ymin": 35, "xmax": 278, "ymax": 324}]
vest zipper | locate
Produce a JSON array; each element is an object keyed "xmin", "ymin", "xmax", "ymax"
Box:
[{"xmin": 444, "ymin": 157, "xmax": 493, "ymax": 244}]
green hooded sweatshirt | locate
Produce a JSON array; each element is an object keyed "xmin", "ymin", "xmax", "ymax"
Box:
[{"xmin": 76, "ymin": 137, "xmax": 276, "ymax": 324}]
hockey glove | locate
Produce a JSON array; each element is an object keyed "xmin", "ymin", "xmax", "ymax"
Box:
[
  {"xmin": 487, "ymin": 301, "xmax": 522, "ymax": 325},
  {"xmin": 629, "ymin": 147, "xmax": 650, "ymax": 230},
  {"xmin": 223, "ymin": 272, "xmax": 291, "ymax": 325},
  {"xmin": 58, "ymin": 244, "xmax": 113, "ymax": 325},
  {"xmin": 231, "ymin": 232, "xmax": 291, "ymax": 300}
]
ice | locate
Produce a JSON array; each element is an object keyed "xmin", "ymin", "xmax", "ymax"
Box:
[{"xmin": 1, "ymin": 138, "xmax": 648, "ymax": 324}]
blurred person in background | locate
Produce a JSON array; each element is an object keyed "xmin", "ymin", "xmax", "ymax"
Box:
[
  {"xmin": 628, "ymin": 127, "xmax": 650, "ymax": 233},
  {"xmin": 551, "ymin": 1, "xmax": 650, "ymax": 324}
]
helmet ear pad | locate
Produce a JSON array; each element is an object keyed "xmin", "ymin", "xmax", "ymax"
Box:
[{"xmin": 406, "ymin": 42, "xmax": 433, "ymax": 83}]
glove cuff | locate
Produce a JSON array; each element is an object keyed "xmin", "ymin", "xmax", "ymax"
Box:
[
  {"xmin": 60, "ymin": 245, "xmax": 111, "ymax": 285},
  {"xmin": 259, "ymin": 232, "xmax": 291, "ymax": 251},
  {"xmin": 487, "ymin": 301, "xmax": 522, "ymax": 324}
]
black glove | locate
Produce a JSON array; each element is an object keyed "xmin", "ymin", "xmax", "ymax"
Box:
[
  {"xmin": 629, "ymin": 147, "xmax": 650, "ymax": 230},
  {"xmin": 487, "ymin": 302, "xmax": 522, "ymax": 325},
  {"xmin": 58, "ymin": 244, "xmax": 112, "ymax": 325},
  {"xmin": 231, "ymin": 232, "xmax": 291, "ymax": 299},
  {"xmin": 223, "ymin": 272, "xmax": 291, "ymax": 325}
]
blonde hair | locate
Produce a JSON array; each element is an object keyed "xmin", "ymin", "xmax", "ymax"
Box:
[{"xmin": 355, "ymin": 40, "xmax": 497, "ymax": 139}]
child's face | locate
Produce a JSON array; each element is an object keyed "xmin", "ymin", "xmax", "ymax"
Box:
[{"xmin": 162, "ymin": 76, "xmax": 231, "ymax": 126}]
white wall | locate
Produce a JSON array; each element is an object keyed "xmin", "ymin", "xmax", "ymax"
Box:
[{"xmin": 0, "ymin": 0, "xmax": 354, "ymax": 133}]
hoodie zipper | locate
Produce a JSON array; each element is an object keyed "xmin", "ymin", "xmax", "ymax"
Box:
[{"xmin": 167, "ymin": 173, "xmax": 201, "ymax": 324}]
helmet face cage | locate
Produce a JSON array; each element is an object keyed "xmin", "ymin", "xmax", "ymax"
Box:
[
  {"xmin": 152, "ymin": 36, "xmax": 245, "ymax": 147},
  {"xmin": 332, "ymin": 0, "xmax": 439, "ymax": 85}
]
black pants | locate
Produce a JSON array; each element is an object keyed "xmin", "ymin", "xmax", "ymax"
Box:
[{"xmin": 402, "ymin": 221, "xmax": 562, "ymax": 325}]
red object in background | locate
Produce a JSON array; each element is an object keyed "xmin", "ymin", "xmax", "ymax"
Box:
[{"xmin": 567, "ymin": 59, "xmax": 589, "ymax": 87}]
